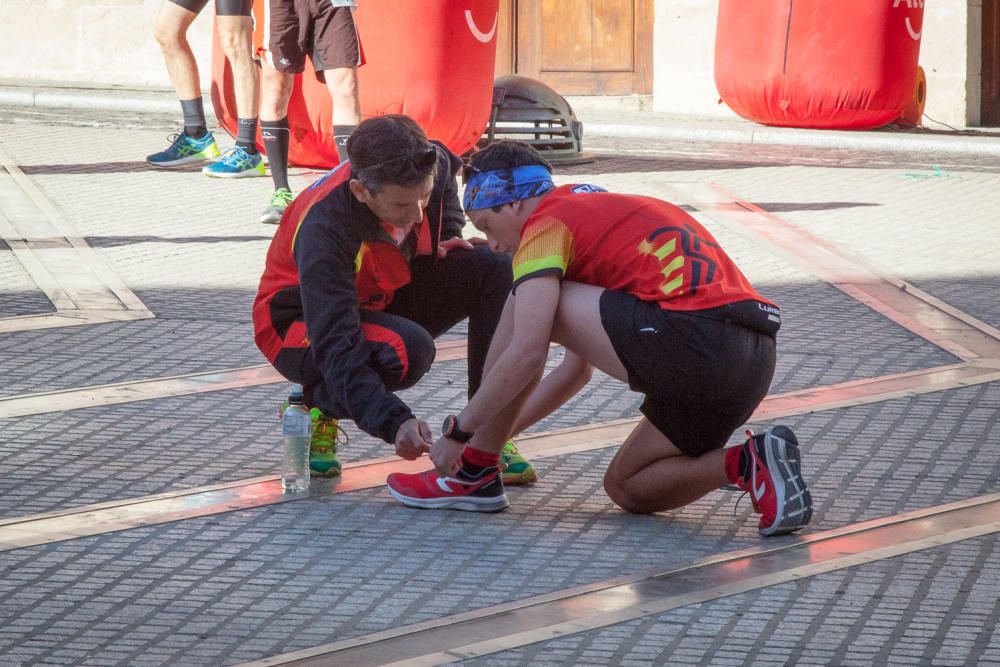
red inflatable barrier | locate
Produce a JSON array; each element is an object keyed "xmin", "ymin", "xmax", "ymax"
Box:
[
  {"xmin": 210, "ymin": 1, "xmax": 500, "ymax": 168},
  {"xmin": 714, "ymin": 0, "xmax": 925, "ymax": 130}
]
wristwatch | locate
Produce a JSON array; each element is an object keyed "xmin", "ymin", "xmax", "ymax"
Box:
[{"xmin": 442, "ymin": 415, "xmax": 474, "ymax": 443}]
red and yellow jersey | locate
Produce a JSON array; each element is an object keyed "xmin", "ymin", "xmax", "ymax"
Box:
[{"xmin": 512, "ymin": 185, "xmax": 776, "ymax": 312}]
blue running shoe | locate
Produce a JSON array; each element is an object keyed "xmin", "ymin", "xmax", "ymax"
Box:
[
  {"xmin": 146, "ymin": 132, "xmax": 219, "ymax": 167},
  {"xmin": 202, "ymin": 145, "xmax": 265, "ymax": 178}
]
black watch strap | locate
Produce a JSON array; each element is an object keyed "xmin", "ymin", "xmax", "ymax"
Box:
[{"xmin": 442, "ymin": 415, "xmax": 474, "ymax": 443}]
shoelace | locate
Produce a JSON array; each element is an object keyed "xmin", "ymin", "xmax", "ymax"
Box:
[
  {"xmin": 312, "ymin": 418, "xmax": 349, "ymax": 452},
  {"xmin": 219, "ymin": 146, "xmax": 245, "ymax": 161},
  {"xmin": 271, "ymin": 189, "xmax": 295, "ymax": 207},
  {"xmin": 731, "ymin": 429, "xmax": 761, "ymax": 517}
]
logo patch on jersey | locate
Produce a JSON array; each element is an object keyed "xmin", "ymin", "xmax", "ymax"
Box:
[{"xmin": 570, "ymin": 184, "xmax": 607, "ymax": 194}]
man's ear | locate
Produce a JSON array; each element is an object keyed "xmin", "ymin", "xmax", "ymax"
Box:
[{"xmin": 349, "ymin": 179, "xmax": 369, "ymax": 203}]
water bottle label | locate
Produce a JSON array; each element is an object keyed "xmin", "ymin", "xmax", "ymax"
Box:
[{"xmin": 282, "ymin": 414, "xmax": 311, "ymax": 437}]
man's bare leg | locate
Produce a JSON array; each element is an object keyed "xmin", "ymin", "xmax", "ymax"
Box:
[
  {"xmin": 467, "ymin": 297, "xmax": 544, "ymax": 457},
  {"xmin": 548, "ymin": 282, "xmax": 729, "ymax": 513},
  {"xmin": 148, "ymin": 1, "xmax": 220, "ymax": 165},
  {"xmin": 257, "ymin": 64, "xmax": 296, "ymax": 222},
  {"xmin": 325, "ymin": 66, "xmax": 361, "ymax": 124},
  {"xmin": 154, "ymin": 1, "xmax": 201, "ymax": 102},
  {"xmin": 604, "ymin": 419, "xmax": 728, "ymax": 513},
  {"xmin": 217, "ymin": 14, "xmax": 259, "ymax": 120},
  {"xmin": 325, "ymin": 66, "xmax": 361, "ymax": 162},
  {"xmin": 260, "ymin": 65, "xmax": 295, "ymax": 122}
]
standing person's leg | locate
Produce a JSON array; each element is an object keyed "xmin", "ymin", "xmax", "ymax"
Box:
[
  {"xmin": 258, "ymin": 0, "xmax": 305, "ymax": 222},
  {"xmin": 203, "ymin": 0, "xmax": 266, "ymax": 178},
  {"xmin": 311, "ymin": 3, "xmax": 363, "ymax": 162},
  {"xmin": 325, "ymin": 66, "xmax": 361, "ymax": 161},
  {"xmin": 148, "ymin": 0, "xmax": 221, "ymax": 166},
  {"xmin": 258, "ymin": 65, "xmax": 296, "ymax": 223}
]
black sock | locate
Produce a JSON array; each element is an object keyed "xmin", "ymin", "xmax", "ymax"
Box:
[
  {"xmin": 180, "ymin": 98, "xmax": 207, "ymax": 138},
  {"xmin": 333, "ymin": 124, "xmax": 357, "ymax": 163},
  {"xmin": 262, "ymin": 117, "xmax": 291, "ymax": 191},
  {"xmin": 236, "ymin": 117, "xmax": 259, "ymax": 153}
]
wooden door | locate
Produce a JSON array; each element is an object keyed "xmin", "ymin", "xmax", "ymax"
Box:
[
  {"xmin": 494, "ymin": 0, "xmax": 653, "ymax": 96},
  {"xmin": 983, "ymin": 0, "xmax": 1000, "ymax": 125}
]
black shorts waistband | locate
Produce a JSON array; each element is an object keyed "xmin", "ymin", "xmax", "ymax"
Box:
[{"xmin": 686, "ymin": 300, "xmax": 781, "ymax": 337}]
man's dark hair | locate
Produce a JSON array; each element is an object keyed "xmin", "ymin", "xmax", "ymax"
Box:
[
  {"xmin": 348, "ymin": 115, "xmax": 438, "ymax": 192},
  {"xmin": 468, "ymin": 140, "xmax": 553, "ymax": 173}
]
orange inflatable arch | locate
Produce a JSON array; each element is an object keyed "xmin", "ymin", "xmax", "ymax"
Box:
[
  {"xmin": 715, "ymin": 0, "xmax": 925, "ymax": 130},
  {"xmin": 211, "ymin": 1, "xmax": 500, "ymax": 168}
]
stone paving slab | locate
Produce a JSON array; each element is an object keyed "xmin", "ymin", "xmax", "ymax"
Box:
[
  {"xmin": 0, "ymin": 384, "xmax": 996, "ymax": 665},
  {"xmin": 0, "ymin": 317, "xmax": 263, "ymax": 398},
  {"xmin": 463, "ymin": 534, "xmax": 1000, "ymax": 667},
  {"xmin": 0, "ymin": 252, "xmax": 54, "ymax": 317}
]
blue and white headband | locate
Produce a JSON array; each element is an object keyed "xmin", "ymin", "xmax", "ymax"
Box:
[{"xmin": 463, "ymin": 165, "xmax": 555, "ymax": 212}]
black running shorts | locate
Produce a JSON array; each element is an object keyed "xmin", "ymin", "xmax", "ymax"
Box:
[
  {"xmin": 599, "ymin": 290, "xmax": 777, "ymax": 458},
  {"xmin": 265, "ymin": 0, "xmax": 362, "ymax": 74},
  {"xmin": 168, "ymin": 0, "xmax": 252, "ymax": 17}
]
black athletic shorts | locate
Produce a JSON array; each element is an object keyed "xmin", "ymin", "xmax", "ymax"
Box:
[
  {"xmin": 599, "ymin": 290, "xmax": 778, "ymax": 458},
  {"xmin": 169, "ymin": 0, "xmax": 252, "ymax": 17},
  {"xmin": 265, "ymin": 0, "xmax": 362, "ymax": 74}
]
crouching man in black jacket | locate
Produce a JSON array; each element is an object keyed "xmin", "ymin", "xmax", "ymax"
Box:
[{"xmin": 253, "ymin": 115, "xmax": 539, "ymax": 482}]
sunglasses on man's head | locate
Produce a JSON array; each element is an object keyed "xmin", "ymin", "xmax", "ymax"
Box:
[{"xmin": 356, "ymin": 146, "xmax": 437, "ymax": 175}]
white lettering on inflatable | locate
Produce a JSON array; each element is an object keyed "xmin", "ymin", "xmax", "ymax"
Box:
[
  {"xmin": 465, "ymin": 10, "xmax": 498, "ymax": 43},
  {"xmin": 892, "ymin": 0, "xmax": 923, "ymax": 40}
]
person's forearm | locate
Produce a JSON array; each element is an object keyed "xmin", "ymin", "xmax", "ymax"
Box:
[
  {"xmin": 512, "ymin": 353, "xmax": 593, "ymax": 434},
  {"xmin": 458, "ymin": 345, "xmax": 547, "ymax": 436}
]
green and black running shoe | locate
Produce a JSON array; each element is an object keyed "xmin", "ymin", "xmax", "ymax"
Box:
[
  {"xmin": 279, "ymin": 401, "xmax": 347, "ymax": 477},
  {"xmin": 260, "ymin": 188, "xmax": 295, "ymax": 225},
  {"xmin": 308, "ymin": 407, "xmax": 346, "ymax": 477},
  {"xmin": 500, "ymin": 439, "xmax": 537, "ymax": 485}
]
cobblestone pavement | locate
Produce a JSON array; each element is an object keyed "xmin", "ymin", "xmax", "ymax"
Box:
[{"xmin": 0, "ymin": 108, "xmax": 998, "ymax": 666}]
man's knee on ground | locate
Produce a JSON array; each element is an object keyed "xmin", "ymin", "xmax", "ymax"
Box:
[
  {"xmin": 603, "ymin": 471, "xmax": 685, "ymax": 514},
  {"xmin": 604, "ymin": 475, "xmax": 651, "ymax": 514}
]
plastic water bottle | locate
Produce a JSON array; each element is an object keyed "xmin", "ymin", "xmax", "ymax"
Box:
[{"xmin": 281, "ymin": 385, "xmax": 311, "ymax": 493}]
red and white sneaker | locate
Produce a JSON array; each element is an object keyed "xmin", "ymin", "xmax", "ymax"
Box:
[
  {"xmin": 386, "ymin": 466, "xmax": 509, "ymax": 512},
  {"xmin": 736, "ymin": 426, "xmax": 813, "ymax": 536}
]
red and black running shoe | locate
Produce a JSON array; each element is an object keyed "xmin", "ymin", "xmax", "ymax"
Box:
[
  {"xmin": 736, "ymin": 426, "xmax": 813, "ymax": 536},
  {"xmin": 386, "ymin": 466, "xmax": 509, "ymax": 512}
]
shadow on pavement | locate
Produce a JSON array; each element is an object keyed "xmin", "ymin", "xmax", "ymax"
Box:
[
  {"xmin": 19, "ymin": 162, "xmax": 203, "ymax": 175},
  {"xmin": 84, "ymin": 235, "xmax": 273, "ymax": 248}
]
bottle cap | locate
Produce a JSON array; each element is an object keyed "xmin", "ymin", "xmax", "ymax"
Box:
[{"xmin": 288, "ymin": 384, "xmax": 305, "ymax": 403}]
